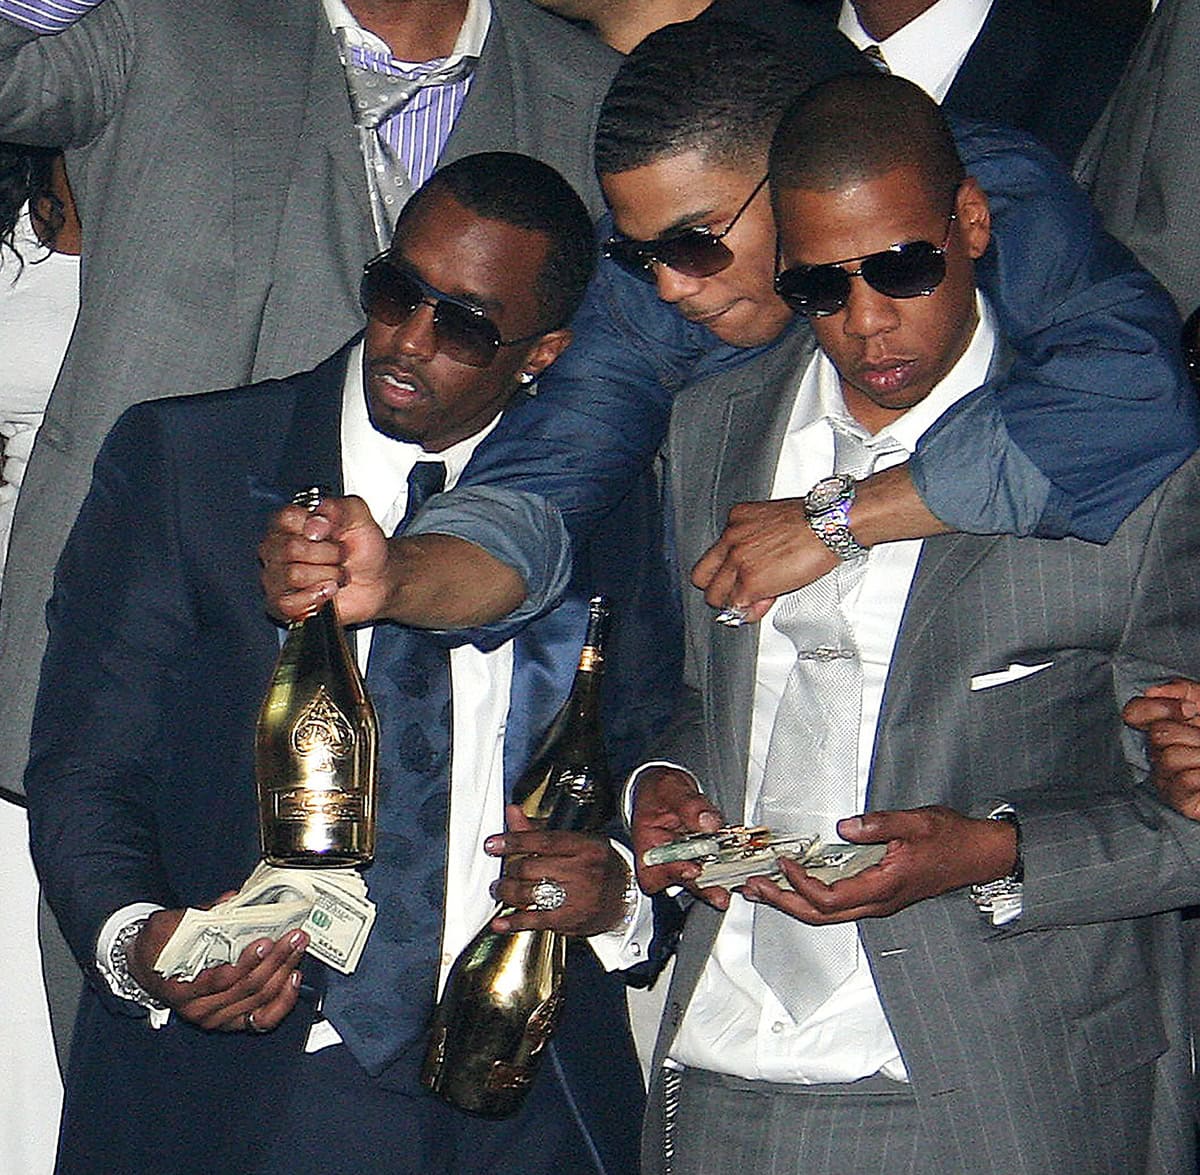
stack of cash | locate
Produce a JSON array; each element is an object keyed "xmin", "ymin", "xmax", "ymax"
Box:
[
  {"xmin": 643, "ymin": 824, "xmax": 887, "ymax": 888},
  {"xmin": 154, "ymin": 862, "xmax": 376, "ymax": 979}
]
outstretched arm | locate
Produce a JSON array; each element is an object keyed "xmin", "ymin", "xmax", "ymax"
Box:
[
  {"xmin": 316, "ymin": 126, "xmax": 1196, "ymax": 630},
  {"xmin": 915, "ymin": 119, "xmax": 1197, "ymax": 542}
]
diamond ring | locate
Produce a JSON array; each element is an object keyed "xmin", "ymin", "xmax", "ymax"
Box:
[{"xmin": 530, "ymin": 878, "xmax": 567, "ymax": 911}]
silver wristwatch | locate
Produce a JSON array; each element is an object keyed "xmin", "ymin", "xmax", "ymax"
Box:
[
  {"xmin": 970, "ymin": 804, "xmax": 1024, "ymax": 926},
  {"xmin": 804, "ymin": 473, "xmax": 868, "ymax": 561}
]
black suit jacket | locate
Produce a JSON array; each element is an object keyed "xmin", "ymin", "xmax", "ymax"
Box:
[
  {"xmin": 798, "ymin": 0, "xmax": 1136, "ymax": 165},
  {"xmin": 26, "ymin": 345, "xmax": 676, "ymax": 1174}
]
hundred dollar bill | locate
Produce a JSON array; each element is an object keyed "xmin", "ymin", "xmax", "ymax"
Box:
[
  {"xmin": 643, "ymin": 824, "xmax": 886, "ymax": 889},
  {"xmin": 154, "ymin": 863, "xmax": 376, "ymax": 980}
]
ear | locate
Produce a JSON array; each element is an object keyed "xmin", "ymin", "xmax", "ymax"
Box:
[
  {"xmin": 516, "ymin": 328, "xmax": 573, "ymax": 382},
  {"xmin": 955, "ymin": 176, "xmax": 991, "ymax": 260}
]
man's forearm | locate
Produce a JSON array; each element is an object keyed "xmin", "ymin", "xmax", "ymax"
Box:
[
  {"xmin": 848, "ymin": 464, "xmax": 951, "ymax": 546},
  {"xmin": 944, "ymin": 121, "xmax": 1198, "ymax": 542},
  {"xmin": 381, "ymin": 534, "xmax": 525, "ymax": 630}
]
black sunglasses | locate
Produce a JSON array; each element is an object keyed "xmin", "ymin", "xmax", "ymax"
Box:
[
  {"xmin": 360, "ymin": 254, "xmax": 546, "ymax": 368},
  {"xmin": 602, "ymin": 175, "xmax": 769, "ymax": 284},
  {"xmin": 774, "ymin": 214, "xmax": 957, "ymax": 318}
]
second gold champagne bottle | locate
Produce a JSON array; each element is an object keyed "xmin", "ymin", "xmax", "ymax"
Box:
[{"xmin": 421, "ymin": 596, "xmax": 614, "ymax": 1116}]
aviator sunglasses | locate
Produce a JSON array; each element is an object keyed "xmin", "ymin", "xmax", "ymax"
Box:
[
  {"xmin": 774, "ymin": 213, "xmax": 957, "ymax": 318},
  {"xmin": 602, "ymin": 174, "xmax": 769, "ymax": 284},
  {"xmin": 360, "ymin": 253, "xmax": 547, "ymax": 368}
]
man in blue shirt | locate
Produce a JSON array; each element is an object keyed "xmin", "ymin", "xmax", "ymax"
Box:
[{"xmin": 268, "ymin": 18, "xmax": 1195, "ymax": 635}]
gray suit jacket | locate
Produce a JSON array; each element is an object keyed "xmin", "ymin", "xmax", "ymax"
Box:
[
  {"xmin": 1076, "ymin": 0, "xmax": 1200, "ymax": 317},
  {"xmin": 646, "ymin": 324, "xmax": 1200, "ymax": 1173},
  {"xmin": 0, "ymin": 0, "xmax": 618, "ymax": 802}
]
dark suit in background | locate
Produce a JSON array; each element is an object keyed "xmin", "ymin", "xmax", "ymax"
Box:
[
  {"xmin": 800, "ymin": 0, "xmax": 1137, "ymax": 165},
  {"xmin": 26, "ymin": 345, "xmax": 677, "ymax": 1174},
  {"xmin": 642, "ymin": 323, "xmax": 1200, "ymax": 1174}
]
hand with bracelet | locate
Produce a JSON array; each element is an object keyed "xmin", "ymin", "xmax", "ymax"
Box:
[{"xmin": 124, "ymin": 905, "xmax": 308, "ymax": 1035}]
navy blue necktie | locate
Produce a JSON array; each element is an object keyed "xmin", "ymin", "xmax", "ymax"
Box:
[{"xmin": 323, "ymin": 461, "xmax": 451, "ymax": 1080}]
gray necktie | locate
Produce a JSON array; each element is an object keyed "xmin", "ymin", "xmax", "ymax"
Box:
[
  {"xmin": 336, "ymin": 31, "xmax": 477, "ymax": 247},
  {"xmin": 750, "ymin": 426, "xmax": 875, "ymax": 1025},
  {"xmin": 861, "ymin": 43, "xmax": 890, "ymax": 73}
]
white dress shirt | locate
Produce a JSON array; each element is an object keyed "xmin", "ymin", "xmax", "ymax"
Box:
[
  {"xmin": 667, "ymin": 296, "xmax": 997, "ymax": 1084},
  {"xmin": 838, "ymin": 0, "xmax": 994, "ymax": 102}
]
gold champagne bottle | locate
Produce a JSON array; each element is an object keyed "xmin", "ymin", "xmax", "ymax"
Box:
[
  {"xmin": 421, "ymin": 596, "xmax": 614, "ymax": 1117},
  {"xmin": 255, "ymin": 488, "xmax": 379, "ymax": 868}
]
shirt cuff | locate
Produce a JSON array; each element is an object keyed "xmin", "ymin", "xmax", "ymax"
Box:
[
  {"xmin": 621, "ymin": 760, "xmax": 699, "ymax": 827},
  {"xmin": 586, "ymin": 841, "xmax": 654, "ymax": 972},
  {"xmin": 0, "ymin": 0, "xmax": 99, "ymax": 33},
  {"xmin": 96, "ymin": 901, "xmax": 171, "ymax": 1027}
]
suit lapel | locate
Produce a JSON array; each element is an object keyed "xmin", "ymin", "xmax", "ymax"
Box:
[
  {"xmin": 228, "ymin": 2, "xmax": 366, "ymax": 304},
  {"xmin": 943, "ymin": 0, "xmax": 1032, "ymax": 119},
  {"xmin": 707, "ymin": 326, "xmax": 819, "ymax": 809},
  {"xmin": 442, "ymin": 10, "xmax": 517, "ymax": 161},
  {"xmin": 869, "ymin": 532, "xmax": 1001, "ymax": 810},
  {"xmin": 250, "ymin": 345, "xmax": 352, "ymax": 512}
]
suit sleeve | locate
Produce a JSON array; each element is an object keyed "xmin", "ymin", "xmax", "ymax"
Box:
[
  {"xmin": 449, "ymin": 129, "xmax": 1195, "ymax": 602},
  {"xmin": 0, "ymin": 0, "xmax": 129, "ymax": 146},
  {"xmin": 999, "ymin": 455, "xmax": 1200, "ymax": 929},
  {"xmin": 912, "ymin": 120, "xmax": 1199, "ymax": 543},
  {"xmin": 24, "ymin": 404, "xmax": 190, "ymax": 982}
]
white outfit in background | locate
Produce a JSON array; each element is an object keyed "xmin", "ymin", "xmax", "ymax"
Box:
[
  {"xmin": 0, "ymin": 201, "xmax": 78, "ymax": 1175},
  {"xmin": 0, "ymin": 203, "xmax": 79, "ymax": 582}
]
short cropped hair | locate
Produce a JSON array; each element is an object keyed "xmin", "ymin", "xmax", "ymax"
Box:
[
  {"xmin": 770, "ymin": 74, "xmax": 964, "ymax": 209},
  {"xmin": 595, "ymin": 20, "xmax": 864, "ymax": 176},
  {"xmin": 402, "ymin": 151, "xmax": 596, "ymax": 329}
]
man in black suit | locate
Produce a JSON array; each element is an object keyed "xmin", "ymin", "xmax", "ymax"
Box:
[
  {"xmin": 821, "ymin": 0, "xmax": 1137, "ymax": 165},
  {"xmin": 25, "ymin": 153, "xmax": 664, "ymax": 1175}
]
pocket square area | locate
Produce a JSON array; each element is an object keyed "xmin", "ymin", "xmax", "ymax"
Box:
[{"xmin": 969, "ymin": 661, "xmax": 1054, "ymax": 691}]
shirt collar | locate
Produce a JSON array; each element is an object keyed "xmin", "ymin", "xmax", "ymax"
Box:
[
  {"xmin": 799, "ymin": 291, "xmax": 997, "ymax": 458},
  {"xmin": 340, "ymin": 339, "xmax": 501, "ymax": 533},
  {"xmin": 321, "ymin": 0, "xmax": 490, "ymax": 69},
  {"xmin": 837, "ymin": 0, "xmax": 993, "ymax": 101}
]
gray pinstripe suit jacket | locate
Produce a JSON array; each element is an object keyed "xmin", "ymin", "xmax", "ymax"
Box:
[{"xmin": 645, "ymin": 323, "xmax": 1200, "ymax": 1174}]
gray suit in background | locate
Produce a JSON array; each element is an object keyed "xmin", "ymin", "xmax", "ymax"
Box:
[
  {"xmin": 1076, "ymin": 0, "xmax": 1200, "ymax": 317},
  {"xmin": 645, "ymin": 324, "xmax": 1200, "ymax": 1173},
  {"xmin": 0, "ymin": 0, "xmax": 618, "ymax": 804}
]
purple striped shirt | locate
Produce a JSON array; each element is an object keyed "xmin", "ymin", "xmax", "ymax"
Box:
[
  {"xmin": 1, "ymin": 0, "xmax": 477, "ymax": 192},
  {"xmin": 0, "ymin": 0, "xmax": 98, "ymax": 35},
  {"xmin": 343, "ymin": 43, "xmax": 471, "ymax": 192}
]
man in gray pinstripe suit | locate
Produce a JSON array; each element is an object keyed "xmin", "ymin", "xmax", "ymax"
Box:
[{"xmin": 631, "ymin": 72, "xmax": 1200, "ymax": 1175}]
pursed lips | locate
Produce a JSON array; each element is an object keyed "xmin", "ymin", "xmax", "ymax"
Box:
[{"xmin": 853, "ymin": 357, "xmax": 917, "ymax": 394}]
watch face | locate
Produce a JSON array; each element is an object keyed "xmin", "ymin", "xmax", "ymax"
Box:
[{"xmin": 806, "ymin": 475, "xmax": 850, "ymax": 515}]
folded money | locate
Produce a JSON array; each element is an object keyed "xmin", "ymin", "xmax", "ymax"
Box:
[
  {"xmin": 154, "ymin": 862, "xmax": 376, "ymax": 980},
  {"xmin": 643, "ymin": 824, "xmax": 886, "ymax": 889}
]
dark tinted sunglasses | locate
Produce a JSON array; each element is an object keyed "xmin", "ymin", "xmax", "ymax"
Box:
[
  {"xmin": 774, "ymin": 214, "xmax": 956, "ymax": 318},
  {"xmin": 360, "ymin": 254, "xmax": 546, "ymax": 367},
  {"xmin": 602, "ymin": 175, "xmax": 769, "ymax": 284}
]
